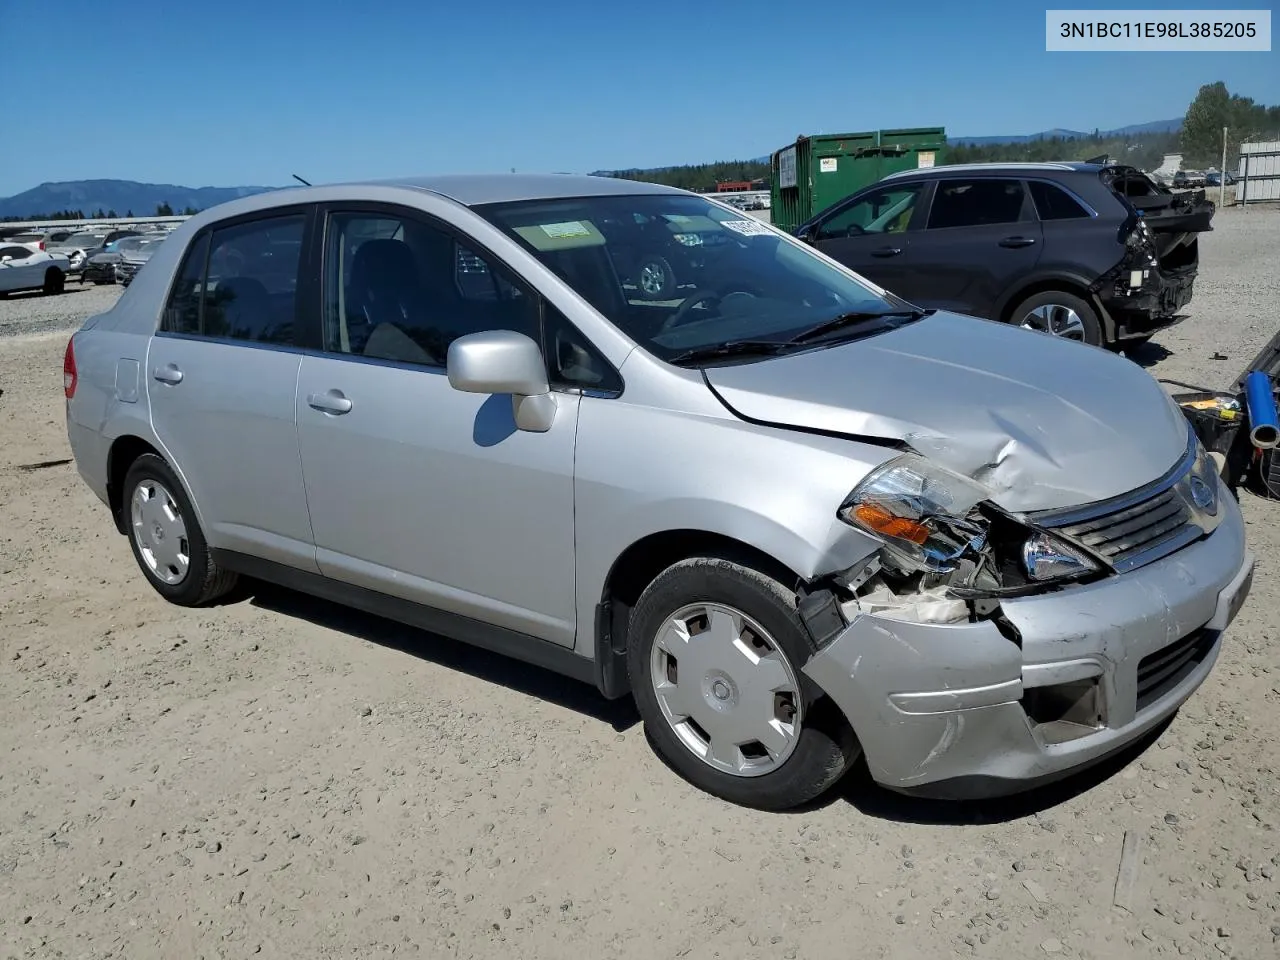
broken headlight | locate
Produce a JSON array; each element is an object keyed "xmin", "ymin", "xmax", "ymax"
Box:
[
  {"xmin": 840, "ymin": 454, "xmax": 1101, "ymax": 589},
  {"xmin": 1021, "ymin": 532, "xmax": 1099, "ymax": 581},
  {"xmin": 838, "ymin": 455, "xmax": 989, "ymax": 574}
]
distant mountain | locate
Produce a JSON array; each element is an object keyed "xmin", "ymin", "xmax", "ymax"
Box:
[
  {"xmin": 0, "ymin": 179, "xmax": 280, "ymax": 219},
  {"xmin": 595, "ymin": 119, "xmax": 1184, "ymax": 178},
  {"xmin": 950, "ymin": 118, "xmax": 1182, "ymax": 147}
]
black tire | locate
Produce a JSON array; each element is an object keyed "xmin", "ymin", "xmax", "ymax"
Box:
[
  {"xmin": 1007, "ymin": 290, "xmax": 1104, "ymax": 347},
  {"xmin": 43, "ymin": 268, "xmax": 65, "ymax": 295},
  {"xmin": 627, "ymin": 555, "xmax": 860, "ymax": 811},
  {"xmin": 635, "ymin": 255, "xmax": 676, "ymax": 301},
  {"xmin": 122, "ymin": 453, "xmax": 238, "ymax": 606}
]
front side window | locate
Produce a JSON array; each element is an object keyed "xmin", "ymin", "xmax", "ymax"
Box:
[
  {"xmin": 476, "ymin": 194, "xmax": 912, "ymax": 365},
  {"xmin": 927, "ymin": 178, "xmax": 1028, "ymax": 229},
  {"xmin": 322, "ymin": 211, "xmax": 539, "ymax": 367},
  {"xmin": 815, "ymin": 184, "xmax": 924, "ymax": 240},
  {"xmin": 0, "ymin": 245, "xmax": 32, "ymax": 261},
  {"xmin": 160, "ymin": 214, "xmax": 304, "ymax": 343}
]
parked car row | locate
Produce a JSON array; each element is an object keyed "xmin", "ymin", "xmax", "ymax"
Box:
[
  {"xmin": 0, "ymin": 222, "xmax": 177, "ymax": 294},
  {"xmin": 63, "ymin": 172, "xmax": 1251, "ymax": 812}
]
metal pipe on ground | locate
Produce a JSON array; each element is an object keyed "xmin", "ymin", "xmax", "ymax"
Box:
[{"xmin": 1244, "ymin": 370, "xmax": 1280, "ymax": 449}]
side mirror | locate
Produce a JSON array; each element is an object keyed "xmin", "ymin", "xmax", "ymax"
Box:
[
  {"xmin": 447, "ymin": 330, "xmax": 556, "ymax": 433},
  {"xmin": 794, "ymin": 224, "xmax": 814, "ymax": 243}
]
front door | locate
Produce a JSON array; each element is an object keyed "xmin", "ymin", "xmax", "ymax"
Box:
[
  {"xmin": 809, "ymin": 181, "xmax": 927, "ymax": 300},
  {"xmin": 294, "ymin": 206, "xmax": 580, "ymax": 647},
  {"xmin": 146, "ymin": 211, "xmax": 319, "ymax": 572}
]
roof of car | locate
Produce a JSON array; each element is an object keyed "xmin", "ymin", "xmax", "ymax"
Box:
[
  {"xmin": 880, "ymin": 161, "xmax": 1114, "ymax": 181},
  {"xmin": 384, "ymin": 173, "xmax": 686, "ymax": 204}
]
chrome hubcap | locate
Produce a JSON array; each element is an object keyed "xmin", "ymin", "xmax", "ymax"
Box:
[
  {"xmin": 639, "ymin": 262, "xmax": 666, "ymax": 295},
  {"xmin": 1019, "ymin": 303, "xmax": 1086, "ymax": 340},
  {"xmin": 650, "ymin": 602, "xmax": 802, "ymax": 777},
  {"xmin": 130, "ymin": 479, "xmax": 190, "ymax": 585}
]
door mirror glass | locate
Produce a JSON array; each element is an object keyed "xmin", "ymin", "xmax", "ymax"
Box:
[{"xmin": 447, "ymin": 330, "xmax": 556, "ymax": 432}]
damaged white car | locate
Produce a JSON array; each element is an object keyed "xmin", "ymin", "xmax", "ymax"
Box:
[{"xmin": 63, "ymin": 176, "xmax": 1254, "ymax": 810}]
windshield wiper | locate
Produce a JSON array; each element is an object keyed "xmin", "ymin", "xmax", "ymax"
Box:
[
  {"xmin": 786, "ymin": 309, "xmax": 929, "ymax": 344},
  {"xmin": 668, "ymin": 340, "xmax": 793, "ymax": 365}
]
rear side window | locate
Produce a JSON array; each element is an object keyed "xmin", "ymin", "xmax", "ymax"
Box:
[
  {"xmin": 927, "ymin": 179, "xmax": 1027, "ymax": 229},
  {"xmin": 162, "ymin": 233, "xmax": 209, "ymax": 335},
  {"xmin": 161, "ymin": 215, "xmax": 305, "ymax": 344},
  {"xmin": 1029, "ymin": 181, "xmax": 1092, "ymax": 221}
]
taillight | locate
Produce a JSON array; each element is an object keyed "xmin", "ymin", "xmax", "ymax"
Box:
[
  {"xmin": 63, "ymin": 337, "xmax": 77, "ymax": 399},
  {"xmin": 38, "ymin": 241, "xmax": 45, "ymax": 251}
]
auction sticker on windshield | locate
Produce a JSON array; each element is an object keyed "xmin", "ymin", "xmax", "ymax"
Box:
[
  {"xmin": 540, "ymin": 221, "xmax": 592, "ymax": 239},
  {"xmin": 720, "ymin": 219, "xmax": 773, "ymax": 237}
]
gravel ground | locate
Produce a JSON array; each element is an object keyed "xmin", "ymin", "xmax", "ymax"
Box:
[
  {"xmin": 0, "ymin": 280, "xmax": 123, "ymax": 339},
  {"xmin": 1, "ymin": 207, "xmax": 1279, "ymax": 960}
]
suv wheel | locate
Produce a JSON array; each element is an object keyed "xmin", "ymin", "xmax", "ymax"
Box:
[
  {"xmin": 1010, "ymin": 290, "xmax": 1103, "ymax": 346},
  {"xmin": 123, "ymin": 453, "xmax": 238, "ymax": 606},
  {"xmin": 627, "ymin": 556, "xmax": 859, "ymax": 810},
  {"xmin": 636, "ymin": 255, "xmax": 676, "ymax": 300}
]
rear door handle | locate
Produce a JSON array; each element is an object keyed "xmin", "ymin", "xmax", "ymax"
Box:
[
  {"xmin": 307, "ymin": 390, "xmax": 353, "ymax": 415},
  {"xmin": 999, "ymin": 236, "xmax": 1037, "ymax": 248},
  {"xmin": 153, "ymin": 364, "xmax": 183, "ymax": 384},
  {"xmin": 870, "ymin": 246, "xmax": 903, "ymax": 258}
]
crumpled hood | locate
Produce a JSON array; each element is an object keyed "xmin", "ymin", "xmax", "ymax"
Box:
[{"xmin": 703, "ymin": 311, "xmax": 1190, "ymax": 513}]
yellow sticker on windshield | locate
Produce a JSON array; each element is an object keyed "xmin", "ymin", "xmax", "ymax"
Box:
[{"xmin": 540, "ymin": 221, "xmax": 591, "ymax": 239}]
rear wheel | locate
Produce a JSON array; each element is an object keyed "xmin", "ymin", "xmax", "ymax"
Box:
[
  {"xmin": 1009, "ymin": 290, "xmax": 1103, "ymax": 347},
  {"xmin": 122, "ymin": 454, "xmax": 238, "ymax": 606},
  {"xmin": 43, "ymin": 268, "xmax": 65, "ymax": 295},
  {"xmin": 627, "ymin": 555, "xmax": 859, "ymax": 810}
]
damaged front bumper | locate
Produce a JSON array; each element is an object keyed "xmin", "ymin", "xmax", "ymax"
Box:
[{"xmin": 802, "ymin": 489, "xmax": 1252, "ymax": 799}]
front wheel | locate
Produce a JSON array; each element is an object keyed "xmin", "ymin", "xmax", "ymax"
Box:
[
  {"xmin": 122, "ymin": 453, "xmax": 238, "ymax": 606},
  {"xmin": 43, "ymin": 268, "xmax": 65, "ymax": 295},
  {"xmin": 1009, "ymin": 290, "xmax": 1103, "ymax": 347},
  {"xmin": 627, "ymin": 556, "xmax": 859, "ymax": 810},
  {"xmin": 635, "ymin": 255, "xmax": 676, "ymax": 300}
]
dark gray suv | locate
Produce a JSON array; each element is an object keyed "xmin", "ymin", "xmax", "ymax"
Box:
[{"xmin": 793, "ymin": 162, "xmax": 1215, "ymax": 349}]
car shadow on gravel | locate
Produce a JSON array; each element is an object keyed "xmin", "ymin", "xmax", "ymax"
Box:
[
  {"xmin": 1118, "ymin": 339, "xmax": 1174, "ymax": 367},
  {"xmin": 238, "ymin": 580, "xmax": 642, "ymax": 732},
  {"xmin": 824, "ymin": 716, "xmax": 1174, "ymax": 824}
]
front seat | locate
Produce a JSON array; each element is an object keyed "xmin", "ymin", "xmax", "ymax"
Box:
[
  {"xmin": 345, "ymin": 239, "xmax": 437, "ymax": 363},
  {"xmin": 206, "ymin": 276, "xmax": 274, "ymax": 341}
]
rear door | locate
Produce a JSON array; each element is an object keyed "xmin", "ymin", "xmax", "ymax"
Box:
[
  {"xmin": 904, "ymin": 177, "xmax": 1043, "ymax": 317},
  {"xmin": 806, "ymin": 181, "xmax": 927, "ymax": 299},
  {"xmin": 147, "ymin": 208, "xmax": 320, "ymax": 573}
]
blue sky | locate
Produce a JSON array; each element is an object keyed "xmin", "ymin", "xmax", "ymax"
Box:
[{"xmin": 1, "ymin": 0, "xmax": 1275, "ymax": 196}]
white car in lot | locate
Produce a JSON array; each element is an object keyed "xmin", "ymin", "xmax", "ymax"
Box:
[{"xmin": 0, "ymin": 243, "xmax": 70, "ymax": 295}]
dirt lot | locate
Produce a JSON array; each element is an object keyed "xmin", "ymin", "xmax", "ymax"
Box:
[{"xmin": 2, "ymin": 212, "xmax": 1279, "ymax": 960}]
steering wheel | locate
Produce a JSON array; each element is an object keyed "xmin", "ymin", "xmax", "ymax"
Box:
[{"xmin": 660, "ymin": 287, "xmax": 760, "ymax": 332}]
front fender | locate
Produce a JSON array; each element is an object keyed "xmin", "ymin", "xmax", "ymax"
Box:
[{"xmin": 572, "ymin": 400, "xmax": 891, "ymax": 659}]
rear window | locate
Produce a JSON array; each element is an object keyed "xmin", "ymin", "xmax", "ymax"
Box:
[{"xmin": 1105, "ymin": 167, "xmax": 1170, "ymax": 200}]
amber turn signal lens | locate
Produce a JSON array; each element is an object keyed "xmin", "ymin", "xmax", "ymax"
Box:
[{"xmin": 852, "ymin": 503, "xmax": 929, "ymax": 545}]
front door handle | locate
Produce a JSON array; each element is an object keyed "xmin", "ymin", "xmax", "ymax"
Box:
[
  {"xmin": 870, "ymin": 246, "xmax": 903, "ymax": 258},
  {"xmin": 999, "ymin": 236, "xmax": 1037, "ymax": 248},
  {"xmin": 153, "ymin": 364, "xmax": 183, "ymax": 385},
  {"xmin": 307, "ymin": 390, "xmax": 353, "ymax": 415}
]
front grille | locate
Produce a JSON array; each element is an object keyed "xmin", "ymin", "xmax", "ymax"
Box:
[
  {"xmin": 1050, "ymin": 486, "xmax": 1194, "ymax": 572},
  {"xmin": 1135, "ymin": 627, "xmax": 1218, "ymax": 711}
]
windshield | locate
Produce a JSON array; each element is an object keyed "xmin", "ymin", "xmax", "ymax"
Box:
[
  {"xmin": 117, "ymin": 237, "xmax": 152, "ymax": 254},
  {"xmin": 475, "ymin": 194, "xmax": 911, "ymax": 363}
]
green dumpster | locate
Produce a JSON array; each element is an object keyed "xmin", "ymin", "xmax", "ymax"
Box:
[{"xmin": 770, "ymin": 127, "xmax": 947, "ymax": 234}]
